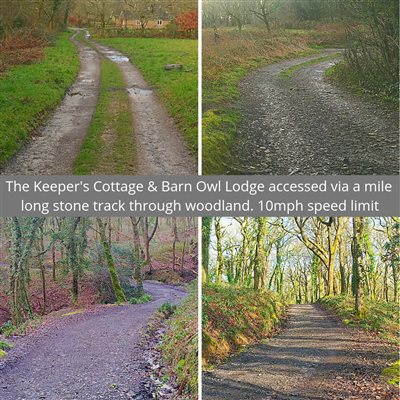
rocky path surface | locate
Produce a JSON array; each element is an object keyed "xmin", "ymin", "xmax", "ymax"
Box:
[
  {"xmin": 2, "ymin": 31, "xmax": 100, "ymax": 175},
  {"xmin": 229, "ymin": 51, "xmax": 399, "ymax": 175},
  {"xmin": 203, "ymin": 304, "xmax": 397, "ymax": 400},
  {"xmin": 92, "ymin": 41, "xmax": 196, "ymax": 175},
  {"xmin": 0, "ymin": 281, "xmax": 186, "ymax": 400}
]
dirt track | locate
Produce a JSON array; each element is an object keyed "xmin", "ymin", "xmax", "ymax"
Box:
[
  {"xmin": 92, "ymin": 41, "xmax": 196, "ymax": 175},
  {"xmin": 0, "ymin": 282, "xmax": 186, "ymax": 400},
  {"xmin": 2, "ymin": 31, "xmax": 196, "ymax": 175},
  {"xmin": 228, "ymin": 51, "xmax": 399, "ymax": 175},
  {"xmin": 2, "ymin": 31, "xmax": 100, "ymax": 175},
  {"xmin": 203, "ymin": 304, "xmax": 397, "ymax": 400}
]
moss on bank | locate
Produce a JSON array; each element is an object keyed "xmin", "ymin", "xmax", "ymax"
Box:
[{"xmin": 202, "ymin": 284, "xmax": 284, "ymax": 367}]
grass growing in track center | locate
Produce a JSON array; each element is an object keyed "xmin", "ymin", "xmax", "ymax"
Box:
[
  {"xmin": 0, "ymin": 32, "xmax": 79, "ymax": 167},
  {"xmin": 96, "ymin": 37, "xmax": 198, "ymax": 154},
  {"xmin": 202, "ymin": 25, "xmax": 346, "ymax": 175},
  {"xmin": 279, "ymin": 52, "xmax": 341, "ymax": 80},
  {"xmin": 73, "ymin": 57, "xmax": 135, "ymax": 175}
]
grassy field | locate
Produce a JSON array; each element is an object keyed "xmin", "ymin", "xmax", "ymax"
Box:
[
  {"xmin": 97, "ymin": 37, "xmax": 198, "ymax": 154},
  {"xmin": 202, "ymin": 284, "xmax": 284, "ymax": 367},
  {"xmin": 202, "ymin": 26, "xmax": 346, "ymax": 174},
  {"xmin": 73, "ymin": 58, "xmax": 135, "ymax": 174},
  {"xmin": 319, "ymin": 296, "xmax": 399, "ymax": 345},
  {"xmin": 0, "ymin": 32, "xmax": 79, "ymax": 167}
]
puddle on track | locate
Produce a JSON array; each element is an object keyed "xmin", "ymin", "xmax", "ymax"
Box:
[
  {"xmin": 106, "ymin": 54, "xmax": 129, "ymax": 63},
  {"xmin": 127, "ymin": 86, "xmax": 153, "ymax": 95}
]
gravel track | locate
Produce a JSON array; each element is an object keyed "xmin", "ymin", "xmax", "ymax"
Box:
[
  {"xmin": 92, "ymin": 41, "xmax": 196, "ymax": 175},
  {"xmin": 2, "ymin": 31, "xmax": 101, "ymax": 175},
  {"xmin": 203, "ymin": 304, "xmax": 397, "ymax": 400},
  {"xmin": 0, "ymin": 281, "xmax": 186, "ymax": 400},
  {"xmin": 229, "ymin": 51, "xmax": 399, "ymax": 175}
]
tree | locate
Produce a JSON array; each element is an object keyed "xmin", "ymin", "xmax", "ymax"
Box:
[
  {"xmin": 214, "ymin": 217, "xmax": 223, "ymax": 284},
  {"xmin": 130, "ymin": 217, "xmax": 144, "ymax": 296},
  {"xmin": 249, "ymin": 0, "xmax": 279, "ymax": 31},
  {"xmin": 352, "ymin": 217, "xmax": 365, "ymax": 317},
  {"xmin": 202, "ymin": 217, "xmax": 212, "ymax": 283},
  {"xmin": 96, "ymin": 218, "xmax": 126, "ymax": 304}
]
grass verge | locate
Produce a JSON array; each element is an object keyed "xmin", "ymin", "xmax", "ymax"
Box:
[
  {"xmin": 202, "ymin": 26, "xmax": 345, "ymax": 174},
  {"xmin": 202, "ymin": 284, "xmax": 284, "ymax": 368},
  {"xmin": 279, "ymin": 53, "xmax": 341, "ymax": 79},
  {"xmin": 325, "ymin": 62, "xmax": 398, "ymax": 105},
  {"xmin": 319, "ymin": 296, "xmax": 399, "ymax": 345},
  {"xmin": 96, "ymin": 37, "xmax": 198, "ymax": 153},
  {"xmin": 0, "ymin": 32, "xmax": 79, "ymax": 167},
  {"xmin": 73, "ymin": 58, "xmax": 135, "ymax": 174},
  {"xmin": 160, "ymin": 284, "xmax": 198, "ymax": 396}
]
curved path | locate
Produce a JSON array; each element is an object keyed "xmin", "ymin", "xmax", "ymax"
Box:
[
  {"xmin": 228, "ymin": 51, "xmax": 399, "ymax": 175},
  {"xmin": 92, "ymin": 41, "xmax": 196, "ymax": 175},
  {"xmin": 203, "ymin": 304, "xmax": 397, "ymax": 400},
  {"xmin": 3, "ymin": 31, "xmax": 101, "ymax": 175},
  {"xmin": 0, "ymin": 282, "xmax": 186, "ymax": 400}
]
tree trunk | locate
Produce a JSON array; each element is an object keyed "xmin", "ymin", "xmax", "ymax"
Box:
[{"xmin": 96, "ymin": 218, "xmax": 126, "ymax": 304}]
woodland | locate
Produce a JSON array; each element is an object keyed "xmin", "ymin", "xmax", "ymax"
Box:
[
  {"xmin": 202, "ymin": 217, "xmax": 400, "ymax": 365},
  {"xmin": 202, "ymin": 0, "xmax": 399, "ymax": 174},
  {"xmin": 0, "ymin": 217, "xmax": 197, "ymax": 328},
  {"xmin": 0, "ymin": 217, "xmax": 198, "ymax": 398}
]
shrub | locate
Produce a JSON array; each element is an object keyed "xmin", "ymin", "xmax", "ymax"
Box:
[{"xmin": 158, "ymin": 302, "xmax": 177, "ymax": 318}]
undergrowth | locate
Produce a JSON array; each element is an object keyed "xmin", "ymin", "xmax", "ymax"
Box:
[
  {"xmin": 0, "ymin": 31, "xmax": 79, "ymax": 166},
  {"xmin": 319, "ymin": 296, "xmax": 399, "ymax": 345},
  {"xmin": 202, "ymin": 284, "xmax": 284, "ymax": 367},
  {"xmin": 129, "ymin": 294, "xmax": 153, "ymax": 304},
  {"xmin": 325, "ymin": 62, "xmax": 398, "ymax": 105},
  {"xmin": 160, "ymin": 284, "xmax": 198, "ymax": 396}
]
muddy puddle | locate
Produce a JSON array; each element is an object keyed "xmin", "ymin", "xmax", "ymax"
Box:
[{"xmin": 127, "ymin": 86, "xmax": 153, "ymax": 96}]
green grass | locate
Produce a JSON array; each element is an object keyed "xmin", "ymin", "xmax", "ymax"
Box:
[
  {"xmin": 202, "ymin": 284, "xmax": 284, "ymax": 367},
  {"xmin": 319, "ymin": 296, "xmax": 399, "ymax": 345},
  {"xmin": 0, "ymin": 340, "xmax": 13, "ymax": 351},
  {"xmin": 161, "ymin": 284, "xmax": 198, "ymax": 396},
  {"xmin": 0, "ymin": 32, "xmax": 79, "ymax": 167},
  {"xmin": 325, "ymin": 61, "xmax": 398, "ymax": 105},
  {"xmin": 96, "ymin": 37, "xmax": 198, "ymax": 153},
  {"xmin": 279, "ymin": 53, "xmax": 341, "ymax": 79},
  {"xmin": 73, "ymin": 58, "xmax": 135, "ymax": 174},
  {"xmin": 382, "ymin": 360, "xmax": 399, "ymax": 386}
]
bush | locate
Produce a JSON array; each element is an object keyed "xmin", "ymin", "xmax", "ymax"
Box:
[
  {"xmin": 0, "ymin": 340, "xmax": 13, "ymax": 351},
  {"xmin": 129, "ymin": 294, "xmax": 153, "ymax": 304},
  {"xmin": 158, "ymin": 302, "xmax": 177, "ymax": 318}
]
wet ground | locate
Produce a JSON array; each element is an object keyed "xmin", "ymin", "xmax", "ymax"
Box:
[
  {"xmin": 228, "ymin": 50, "xmax": 399, "ymax": 175},
  {"xmin": 92, "ymin": 41, "xmax": 196, "ymax": 175},
  {"xmin": 2, "ymin": 31, "xmax": 101, "ymax": 175},
  {"xmin": 203, "ymin": 304, "xmax": 397, "ymax": 400},
  {"xmin": 0, "ymin": 282, "xmax": 186, "ymax": 400},
  {"xmin": 2, "ymin": 30, "xmax": 196, "ymax": 175}
]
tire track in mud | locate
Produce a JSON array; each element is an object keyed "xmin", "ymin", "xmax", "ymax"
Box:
[
  {"xmin": 2, "ymin": 31, "xmax": 101, "ymax": 175},
  {"xmin": 203, "ymin": 304, "xmax": 397, "ymax": 400},
  {"xmin": 92, "ymin": 41, "xmax": 196, "ymax": 175},
  {"xmin": 228, "ymin": 50, "xmax": 399, "ymax": 175},
  {"xmin": 0, "ymin": 282, "xmax": 186, "ymax": 400}
]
